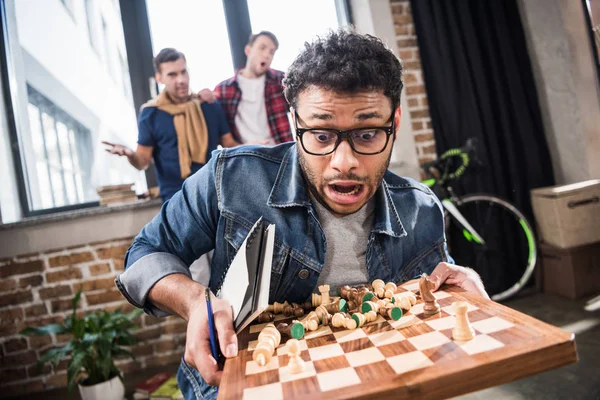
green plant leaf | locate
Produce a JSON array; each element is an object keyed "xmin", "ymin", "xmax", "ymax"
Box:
[
  {"xmin": 67, "ymin": 351, "xmax": 86, "ymax": 391},
  {"xmin": 20, "ymin": 324, "xmax": 68, "ymax": 336}
]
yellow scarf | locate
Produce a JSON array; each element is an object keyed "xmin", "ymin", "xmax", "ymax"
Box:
[{"xmin": 142, "ymin": 90, "xmax": 208, "ymax": 179}]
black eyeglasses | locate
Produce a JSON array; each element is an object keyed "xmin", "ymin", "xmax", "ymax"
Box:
[{"xmin": 294, "ymin": 110, "xmax": 395, "ymax": 156}]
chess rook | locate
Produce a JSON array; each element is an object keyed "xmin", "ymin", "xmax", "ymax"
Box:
[
  {"xmin": 452, "ymin": 301, "xmax": 475, "ymax": 341},
  {"xmin": 318, "ymin": 284, "xmax": 331, "ymax": 305}
]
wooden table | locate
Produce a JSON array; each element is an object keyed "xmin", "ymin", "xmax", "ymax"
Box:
[{"xmin": 218, "ymin": 281, "xmax": 577, "ymax": 400}]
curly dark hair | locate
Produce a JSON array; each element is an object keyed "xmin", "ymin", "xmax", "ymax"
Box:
[{"xmin": 283, "ymin": 29, "xmax": 403, "ymax": 109}]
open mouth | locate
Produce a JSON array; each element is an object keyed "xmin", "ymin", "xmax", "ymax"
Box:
[
  {"xmin": 330, "ymin": 184, "xmax": 362, "ymax": 196},
  {"xmin": 260, "ymin": 61, "xmax": 266, "ymax": 68}
]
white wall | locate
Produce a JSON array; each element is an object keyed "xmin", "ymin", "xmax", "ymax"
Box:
[
  {"xmin": 350, "ymin": 0, "xmax": 421, "ymax": 179},
  {"xmin": 518, "ymin": 0, "xmax": 600, "ymax": 183}
]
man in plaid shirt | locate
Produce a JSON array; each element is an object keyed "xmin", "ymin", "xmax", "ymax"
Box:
[{"xmin": 213, "ymin": 31, "xmax": 293, "ymax": 144}]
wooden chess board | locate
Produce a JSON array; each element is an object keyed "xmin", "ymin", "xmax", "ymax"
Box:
[{"xmin": 218, "ymin": 280, "xmax": 577, "ymax": 400}]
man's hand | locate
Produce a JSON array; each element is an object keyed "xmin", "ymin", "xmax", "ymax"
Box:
[
  {"xmin": 184, "ymin": 293, "xmax": 238, "ymax": 387},
  {"xmin": 102, "ymin": 141, "xmax": 134, "ymax": 157},
  {"xmin": 198, "ymin": 88, "xmax": 216, "ymax": 103},
  {"xmin": 429, "ymin": 262, "xmax": 489, "ymax": 299}
]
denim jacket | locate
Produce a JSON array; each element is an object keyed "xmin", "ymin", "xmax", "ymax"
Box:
[{"xmin": 116, "ymin": 142, "xmax": 452, "ymax": 317}]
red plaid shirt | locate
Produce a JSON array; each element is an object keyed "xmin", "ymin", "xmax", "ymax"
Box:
[{"xmin": 214, "ymin": 69, "xmax": 293, "ymax": 144}]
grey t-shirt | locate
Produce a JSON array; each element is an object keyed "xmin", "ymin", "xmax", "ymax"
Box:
[{"xmin": 312, "ymin": 196, "xmax": 375, "ymax": 289}]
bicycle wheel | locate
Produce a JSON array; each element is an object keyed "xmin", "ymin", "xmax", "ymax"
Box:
[{"xmin": 445, "ymin": 194, "xmax": 537, "ymax": 301}]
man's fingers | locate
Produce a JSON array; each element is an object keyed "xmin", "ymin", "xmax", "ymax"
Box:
[
  {"xmin": 429, "ymin": 262, "xmax": 451, "ymax": 291},
  {"xmin": 101, "ymin": 141, "xmax": 114, "ymax": 146},
  {"xmin": 187, "ymin": 331, "xmax": 222, "ymax": 386},
  {"xmin": 214, "ymin": 307, "xmax": 237, "ymax": 358}
]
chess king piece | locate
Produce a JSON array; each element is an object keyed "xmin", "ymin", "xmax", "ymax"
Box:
[
  {"xmin": 419, "ymin": 273, "xmax": 440, "ymax": 316},
  {"xmin": 253, "ymin": 324, "xmax": 281, "ymax": 366},
  {"xmin": 452, "ymin": 301, "xmax": 475, "ymax": 341},
  {"xmin": 286, "ymin": 339, "xmax": 306, "ymax": 374}
]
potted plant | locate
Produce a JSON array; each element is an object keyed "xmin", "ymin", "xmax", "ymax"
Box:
[{"xmin": 21, "ymin": 290, "xmax": 143, "ymax": 400}]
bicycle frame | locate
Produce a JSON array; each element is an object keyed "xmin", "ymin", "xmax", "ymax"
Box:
[{"xmin": 422, "ymin": 179, "xmax": 486, "ymax": 245}]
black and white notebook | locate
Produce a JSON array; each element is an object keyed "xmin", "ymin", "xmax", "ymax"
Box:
[{"xmin": 217, "ymin": 217, "xmax": 275, "ymax": 334}]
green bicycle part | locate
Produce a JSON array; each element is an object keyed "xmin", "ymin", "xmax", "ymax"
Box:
[
  {"xmin": 422, "ymin": 178, "xmax": 436, "ymax": 188},
  {"xmin": 520, "ymin": 219, "xmax": 535, "ymax": 265},
  {"xmin": 462, "ymin": 228, "xmax": 483, "ymax": 244}
]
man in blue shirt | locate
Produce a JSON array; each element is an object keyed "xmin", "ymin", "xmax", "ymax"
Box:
[
  {"xmin": 104, "ymin": 48, "xmax": 240, "ymax": 201},
  {"xmin": 116, "ymin": 31, "xmax": 488, "ymax": 399}
]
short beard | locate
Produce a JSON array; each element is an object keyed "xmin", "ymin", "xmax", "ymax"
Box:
[{"xmin": 297, "ymin": 146, "xmax": 392, "ymax": 216}]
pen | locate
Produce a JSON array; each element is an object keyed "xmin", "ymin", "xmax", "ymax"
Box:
[{"xmin": 205, "ymin": 287, "xmax": 220, "ymax": 362}]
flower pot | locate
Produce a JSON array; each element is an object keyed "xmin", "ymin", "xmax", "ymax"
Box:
[{"xmin": 78, "ymin": 375, "xmax": 125, "ymax": 400}]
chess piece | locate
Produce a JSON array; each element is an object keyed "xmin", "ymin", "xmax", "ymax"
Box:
[
  {"xmin": 300, "ymin": 311, "xmax": 320, "ymax": 331},
  {"xmin": 384, "ymin": 282, "xmax": 397, "ymax": 298},
  {"xmin": 298, "ymin": 301, "xmax": 313, "ymax": 312},
  {"xmin": 419, "ymin": 273, "xmax": 440, "ymax": 316},
  {"xmin": 372, "ymin": 279, "xmax": 385, "ymax": 298},
  {"xmin": 379, "ymin": 305, "xmax": 402, "ymax": 321},
  {"xmin": 257, "ymin": 312, "xmax": 275, "ymax": 323},
  {"xmin": 276, "ymin": 322, "xmax": 305, "ymax": 340},
  {"xmin": 364, "ymin": 310, "xmax": 378, "ymax": 322},
  {"xmin": 286, "ymin": 339, "xmax": 306, "ymax": 374},
  {"xmin": 319, "ymin": 284, "xmax": 331, "ymax": 305},
  {"xmin": 393, "ymin": 292, "xmax": 417, "ymax": 310},
  {"xmin": 266, "ymin": 301, "xmax": 289, "ymax": 314},
  {"xmin": 331, "ymin": 312, "xmax": 346, "ymax": 328},
  {"xmin": 452, "ymin": 301, "xmax": 475, "ymax": 341},
  {"xmin": 311, "ymin": 292, "xmax": 322, "ymax": 307},
  {"xmin": 351, "ymin": 312, "xmax": 367, "ymax": 328},
  {"xmin": 361, "ymin": 300, "xmax": 380, "ymax": 314},
  {"xmin": 339, "ymin": 285, "xmax": 355, "ymax": 301},
  {"xmin": 283, "ymin": 305, "xmax": 305, "ymax": 318},
  {"xmin": 253, "ymin": 324, "xmax": 281, "ymax": 366},
  {"xmin": 294, "ymin": 318, "xmax": 318, "ymax": 332},
  {"xmin": 314, "ymin": 305, "xmax": 331, "ymax": 325},
  {"xmin": 323, "ymin": 298, "xmax": 347, "ymax": 314}
]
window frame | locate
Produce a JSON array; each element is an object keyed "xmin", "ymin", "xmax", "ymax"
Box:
[{"xmin": 0, "ymin": 0, "xmax": 351, "ymax": 219}]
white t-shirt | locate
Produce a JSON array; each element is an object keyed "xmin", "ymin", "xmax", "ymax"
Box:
[{"xmin": 235, "ymin": 73, "xmax": 273, "ymax": 144}]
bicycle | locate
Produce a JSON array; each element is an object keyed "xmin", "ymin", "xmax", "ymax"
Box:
[{"xmin": 420, "ymin": 138, "xmax": 537, "ymax": 301}]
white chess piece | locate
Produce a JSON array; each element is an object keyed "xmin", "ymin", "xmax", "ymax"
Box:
[
  {"xmin": 286, "ymin": 339, "xmax": 305, "ymax": 374},
  {"xmin": 452, "ymin": 301, "xmax": 475, "ymax": 341}
]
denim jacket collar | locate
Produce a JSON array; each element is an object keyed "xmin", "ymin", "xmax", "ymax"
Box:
[{"xmin": 267, "ymin": 145, "xmax": 407, "ymax": 238}]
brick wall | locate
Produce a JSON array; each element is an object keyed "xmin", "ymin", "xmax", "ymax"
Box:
[
  {"xmin": 0, "ymin": 238, "xmax": 186, "ymax": 398},
  {"xmin": 390, "ymin": 0, "xmax": 437, "ymax": 173}
]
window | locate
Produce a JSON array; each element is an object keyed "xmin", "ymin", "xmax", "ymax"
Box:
[
  {"xmin": 84, "ymin": 0, "xmax": 99, "ymax": 52},
  {"xmin": 0, "ymin": 0, "xmax": 142, "ymax": 218},
  {"xmin": 26, "ymin": 86, "xmax": 93, "ymax": 209},
  {"xmin": 146, "ymin": 0, "xmax": 234, "ymax": 91},
  {"xmin": 247, "ymin": 0, "xmax": 344, "ymax": 72}
]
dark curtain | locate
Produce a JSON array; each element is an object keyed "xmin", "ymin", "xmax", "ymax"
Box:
[{"xmin": 410, "ymin": 0, "xmax": 555, "ymax": 295}]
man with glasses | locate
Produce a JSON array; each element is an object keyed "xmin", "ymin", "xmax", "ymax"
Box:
[{"xmin": 116, "ymin": 30, "xmax": 488, "ymax": 399}]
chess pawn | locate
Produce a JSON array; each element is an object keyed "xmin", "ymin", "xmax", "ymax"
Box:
[
  {"xmin": 267, "ymin": 301, "xmax": 289, "ymax": 314},
  {"xmin": 345, "ymin": 316, "xmax": 358, "ymax": 330},
  {"xmin": 332, "ymin": 312, "xmax": 346, "ymax": 328},
  {"xmin": 323, "ymin": 298, "xmax": 347, "ymax": 314},
  {"xmin": 318, "ymin": 284, "xmax": 331, "ymax": 305},
  {"xmin": 372, "ymin": 279, "xmax": 385, "ymax": 298},
  {"xmin": 346, "ymin": 300, "xmax": 358, "ymax": 311},
  {"xmin": 452, "ymin": 301, "xmax": 475, "ymax": 341},
  {"xmin": 338, "ymin": 285, "xmax": 354, "ymax": 300},
  {"xmin": 379, "ymin": 305, "xmax": 402, "ymax": 321},
  {"xmin": 364, "ymin": 310, "xmax": 378, "ymax": 322},
  {"xmin": 253, "ymin": 324, "xmax": 281, "ymax": 366},
  {"xmin": 384, "ymin": 282, "xmax": 397, "ymax": 299},
  {"xmin": 361, "ymin": 301, "xmax": 380, "ymax": 314},
  {"xmin": 257, "ymin": 312, "xmax": 275, "ymax": 323},
  {"xmin": 298, "ymin": 301, "xmax": 313, "ymax": 312},
  {"xmin": 300, "ymin": 311, "xmax": 320, "ymax": 331},
  {"xmin": 351, "ymin": 312, "xmax": 367, "ymax": 328},
  {"xmin": 393, "ymin": 292, "xmax": 417, "ymax": 310},
  {"xmin": 294, "ymin": 318, "xmax": 318, "ymax": 332},
  {"xmin": 286, "ymin": 339, "xmax": 305, "ymax": 374},
  {"xmin": 277, "ymin": 322, "xmax": 305, "ymax": 340},
  {"xmin": 283, "ymin": 305, "xmax": 305, "ymax": 318}
]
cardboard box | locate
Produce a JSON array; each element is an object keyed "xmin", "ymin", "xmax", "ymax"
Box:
[
  {"xmin": 541, "ymin": 241, "xmax": 600, "ymax": 299},
  {"xmin": 531, "ymin": 179, "xmax": 600, "ymax": 249}
]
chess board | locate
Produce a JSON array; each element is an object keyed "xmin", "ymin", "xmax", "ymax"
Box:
[{"xmin": 218, "ymin": 281, "xmax": 577, "ymax": 400}]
